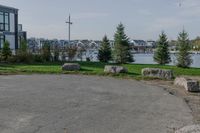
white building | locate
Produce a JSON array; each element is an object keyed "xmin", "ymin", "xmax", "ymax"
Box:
[
  {"xmin": 0, "ymin": 5, "xmax": 26, "ymax": 51},
  {"xmin": 130, "ymin": 40, "xmax": 156, "ymax": 53}
]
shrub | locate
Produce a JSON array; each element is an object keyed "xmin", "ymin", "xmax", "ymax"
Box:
[
  {"xmin": 66, "ymin": 46, "xmax": 77, "ymax": 61},
  {"xmin": 7, "ymin": 55, "xmax": 18, "ymax": 63},
  {"xmin": 53, "ymin": 47, "xmax": 60, "ymax": 62},
  {"xmin": 33, "ymin": 54, "xmax": 44, "ymax": 63},
  {"xmin": 77, "ymin": 47, "xmax": 86, "ymax": 61},
  {"xmin": 16, "ymin": 38, "xmax": 33, "ymax": 63},
  {"xmin": 16, "ymin": 52, "xmax": 33, "ymax": 63},
  {"xmin": 86, "ymin": 57, "xmax": 91, "ymax": 62},
  {"xmin": 1, "ymin": 40, "xmax": 12, "ymax": 61},
  {"xmin": 42, "ymin": 43, "xmax": 51, "ymax": 62}
]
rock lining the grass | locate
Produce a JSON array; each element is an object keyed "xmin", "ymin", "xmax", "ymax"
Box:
[
  {"xmin": 142, "ymin": 68, "xmax": 174, "ymax": 80},
  {"xmin": 174, "ymin": 77, "xmax": 200, "ymax": 92},
  {"xmin": 62, "ymin": 63, "xmax": 80, "ymax": 71},
  {"xmin": 104, "ymin": 65, "xmax": 128, "ymax": 74},
  {"xmin": 175, "ymin": 124, "xmax": 200, "ymax": 133}
]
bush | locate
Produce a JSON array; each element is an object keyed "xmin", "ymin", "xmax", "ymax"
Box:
[
  {"xmin": 42, "ymin": 43, "xmax": 51, "ymax": 62},
  {"xmin": 66, "ymin": 46, "xmax": 77, "ymax": 61},
  {"xmin": 33, "ymin": 54, "xmax": 44, "ymax": 63},
  {"xmin": 7, "ymin": 55, "xmax": 18, "ymax": 63},
  {"xmin": 15, "ymin": 38, "xmax": 33, "ymax": 63},
  {"xmin": 1, "ymin": 40, "xmax": 12, "ymax": 61},
  {"xmin": 0, "ymin": 51, "xmax": 2, "ymax": 62},
  {"xmin": 86, "ymin": 57, "xmax": 91, "ymax": 62},
  {"xmin": 16, "ymin": 52, "xmax": 33, "ymax": 63},
  {"xmin": 53, "ymin": 48, "xmax": 60, "ymax": 62}
]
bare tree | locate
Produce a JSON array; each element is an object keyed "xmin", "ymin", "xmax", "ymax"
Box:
[
  {"xmin": 77, "ymin": 46, "xmax": 86, "ymax": 61},
  {"xmin": 66, "ymin": 46, "xmax": 77, "ymax": 61}
]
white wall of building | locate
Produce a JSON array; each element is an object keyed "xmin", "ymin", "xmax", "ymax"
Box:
[
  {"xmin": 5, "ymin": 35, "xmax": 15, "ymax": 49},
  {"xmin": 9, "ymin": 13, "xmax": 15, "ymax": 32}
]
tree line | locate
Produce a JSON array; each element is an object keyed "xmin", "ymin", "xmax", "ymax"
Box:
[
  {"xmin": 0, "ymin": 39, "xmax": 83, "ymax": 63},
  {"xmin": 0, "ymin": 23, "xmax": 193, "ymax": 68},
  {"xmin": 98, "ymin": 24, "xmax": 193, "ymax": 68},
  {"xmin": 153, "ymin": 30, "xmax": 192, "ymax": 68}
]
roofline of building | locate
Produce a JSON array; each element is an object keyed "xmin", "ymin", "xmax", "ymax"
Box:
[{"xmin": 0, "ymin": 4, "xmax": 18, "ymax": 11}]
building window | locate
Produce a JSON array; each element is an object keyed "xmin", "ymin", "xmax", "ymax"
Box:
[
  {"xmin": 0, "ymin": 12, "xmax": 4, "ymax": 31},
  {"xmin": 0, "ymin": 35, "xmax": 5, "ymax": 49},
  {"xmin": 4, "ymin": 13, "xmax": 9, "ymax": 31},
  {"xmin": 0, "ymin": 12, "xmax": 10, "ymax": 31}
]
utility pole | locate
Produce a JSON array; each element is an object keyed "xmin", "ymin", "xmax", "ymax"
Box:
[{"xmin": 66, "ymin": 15, "xmax": 73, "ymax": 45}]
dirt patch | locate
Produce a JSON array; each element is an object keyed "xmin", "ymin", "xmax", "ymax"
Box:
[{"xmin": 142, "ymin": 78, "xmax": 200, "ymax": 124}]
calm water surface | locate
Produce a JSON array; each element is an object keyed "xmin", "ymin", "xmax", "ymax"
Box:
[{"xmin": 134, "ymin": 54, "xmax": 200, "ymax": 68}]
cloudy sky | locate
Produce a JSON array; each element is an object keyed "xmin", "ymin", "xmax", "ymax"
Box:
[{"xmin": 1, "ymin": 0, "xmax": 200, "ymax": 40}]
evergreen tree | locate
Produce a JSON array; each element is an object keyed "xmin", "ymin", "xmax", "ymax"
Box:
[
  {"xmin": 1, "ymin": 40, "xmax": 12, "ymax": 61},
  {"xmin": 42, "ymin": 42, "xmax": 51, "ymax": 62},
  {"xmin": 154, "ymin": 32, "xmax": 171, "ymax": 65},
  {"xmin": 113, "ymin": 23, "xmax": 133, "ymax": 64},
  {"xmin": 98, "ymin": 35, "xmax": 112, "ymax": 62},
  {"xmin": 176, "ymin": 30, "xmax": 193, "ymax": 68}
]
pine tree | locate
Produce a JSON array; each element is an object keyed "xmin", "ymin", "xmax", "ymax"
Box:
[
  {"xmin": 1, "ymin": 40, "xmax": 12, "ymax": 61},
  {"xmin": 153, "ymin": 32, "xmax": 171, "ymax": 65},
  {"xmin": 98, "ymin": 35, "xmax": 112, "ymax": 62},
  {"xmin": 176, "ymin": 30, "xmax": 193, "ymax": 68},
  {"xmin": 113, "ymin": 23, "xmax": 133, "ymax": 64}
]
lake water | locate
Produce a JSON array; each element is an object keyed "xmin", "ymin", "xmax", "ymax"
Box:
[
  {"xmin": 79, "ymin": 51, "xmax": 200, "ymax": 68},
  {"xmin": 134, "ymin": 54, "xmax": 200, "ymax": 68}
]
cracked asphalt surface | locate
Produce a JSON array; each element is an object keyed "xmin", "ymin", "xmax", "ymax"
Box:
[{"xmin": 0, "ymin": 75, "xmax": 193, "ymax": 133}]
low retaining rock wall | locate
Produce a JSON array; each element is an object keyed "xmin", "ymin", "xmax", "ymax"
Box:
[
  {"xmin": 142, "ymin": 68, "xmax": 174, "ymax": 80},
  {"xmin": 174, "ymin": 77, "xmax": 200, "ymax": 92},
  {"xmin": 104, "ymin": 66, "xmax": 128, "ymax": 74},
  {"xmin": 62, "ymin": 63, "xmax": 80, "ymax": 71}
]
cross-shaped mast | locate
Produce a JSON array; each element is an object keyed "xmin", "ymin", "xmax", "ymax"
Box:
[{"xmin": 66, "ymin": 15, "xmax": 73, "ymax": 45}]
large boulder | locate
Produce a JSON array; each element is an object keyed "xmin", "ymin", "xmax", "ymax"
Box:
[
  {"xmin": 104, "ymin": 65, "xmax": 128, "ymax": 74},
  {"xmin": 142, "ymin": 68, "xmax": 174, "ymax": 80},
  {"xmin": 62, "ymin": 63, "xmax": 80, "ymax": 71},
  {"xmin": 174, "ymin": 77, "xmax": 200, "ymax": 92}
]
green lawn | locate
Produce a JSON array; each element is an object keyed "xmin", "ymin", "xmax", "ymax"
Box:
[{"xmin": 0, "ymin": 62, "xmax": 200, "ymax": 79}]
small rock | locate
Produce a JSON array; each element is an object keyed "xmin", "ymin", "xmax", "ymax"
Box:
[
  {"xmin": 104, "ymin": 65, "xmax": 128, "ymax": 74},
  {"xmin": 174, "ymin": 77, "xmax": 200, "ymax": 92},
  {"xmin": 62, "ymin": 63, "xmax": 80, "ymax": 71},
  {"xmin": 142, "ymin": 68, "xmax": 174, "ymax": 80}
]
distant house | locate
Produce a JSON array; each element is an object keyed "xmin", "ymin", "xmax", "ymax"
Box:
[
  {"xmin": 130, "ymin": 40, "xmax": 155, "ymax": 53},
  {"xmin": 0, "ymin": 5, "xmax": 27, "ymax": 51},
  {"xmin": 75, "ymin": 40, "xmax": 101, "ymax": 61},
  {"xmin": 130, "ymin": 40, "xmax": 147, "ymax": 53},
  {"xmin": 18, "ymin": 24, "xmax": 27, "ymax": 43}
]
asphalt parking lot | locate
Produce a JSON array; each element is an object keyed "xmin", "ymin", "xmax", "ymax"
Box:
[{"xmin": 0, "ymin": 75, "xmax": 193, "ymax": 133}]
